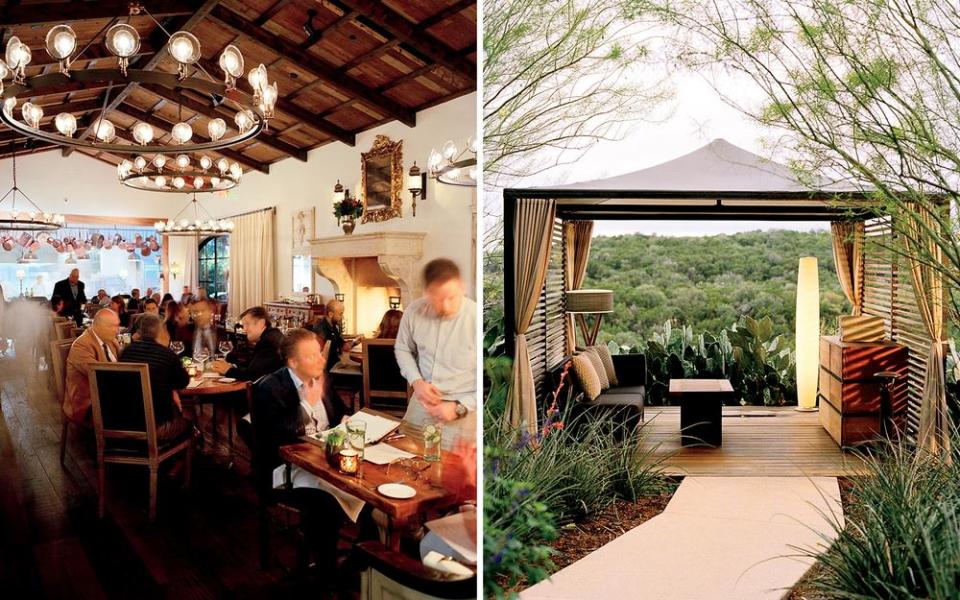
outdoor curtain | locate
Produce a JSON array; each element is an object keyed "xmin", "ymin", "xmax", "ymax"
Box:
[
  {"xmin": 565, "ymin": 220, "xmax": 594, "ymax": 354},
  {"xmin": 830, "ymin": 221, "xmax": 864, "ymax": 315},
  {"xmin": 228, "ymin": 208, "xmax": 276, "ymax": 321},
  {"xmin": 507, "ymin": 199, "xmax": 556, "ymax": 434},
  {"xmin": 902, "ymin": 209, "xmax": 950, "ymax": 455}
]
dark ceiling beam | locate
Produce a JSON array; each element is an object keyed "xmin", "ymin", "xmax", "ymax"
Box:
[
  {"xmin": 0, "ymin": 140, "xmax": 57, "ymax": 159},
  {"xmin": 208, "ymin": 5, "xmax": 416, "ymax": 127},
  {"xmin": 31, "ymin": 99, "xmax": 105, "ymax": 115},
  {"xmin": 0, "ymin": 1, "xmax": 198, "ymax": 26},
  {"xmin": 114, "ymin": 103, "xmax": 269, "ymax": 174},
  {"xmin": 254, "ymin": 0, "xmax": 293, "ymax": 27},
  {"xmin": 140, "ymin": 83, "xmax": 309, "ymax": 161},
  {"xmin": 417, "ymin": 0, "xmax": 474, "ymax": 30},
  {"xmin": 196, "ymin": 56, "xmax": 355, "ymax": 146},
  {"xmin": 333, "ymin": 0, "xmax": 475, "ymax": 85},
  {"xmin": 300, "ymin": 9, "xmax": 359, "ymax": 50},
  {"xmin": 65, "ymin": 0, "xmax": 222, "ymax": 156}
]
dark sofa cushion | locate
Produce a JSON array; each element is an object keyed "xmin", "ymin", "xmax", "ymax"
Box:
[{"xmin": 602, "ymin": 385, "xmax": 646, "ymax": 396}]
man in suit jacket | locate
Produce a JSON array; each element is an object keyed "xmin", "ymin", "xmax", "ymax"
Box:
[
  {"xmin": 210, "ymin": 306, "xmax": 283, "ymax": 382},
  {"xmin": 252, "ymin": 328, "xmax": 350, "ymax": 583},
  {"xmin": 182, "ymin": 298, "xmax": 220, "ymax": 358},
  {"xmin": 118, "ymin": 314, "xmax": 191, "ymax": 442},
  {"xmin": 64, "ymin": 309, "xmax": 120, "ymax": 424},
  {"xmin": 52, "ymin": 268, "xmax": 87, "ymax": 326}
]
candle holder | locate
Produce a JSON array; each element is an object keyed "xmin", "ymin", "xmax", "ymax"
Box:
[{"xmin": 339, "ymin": 448, "xmax": 359, "ymax": 475}]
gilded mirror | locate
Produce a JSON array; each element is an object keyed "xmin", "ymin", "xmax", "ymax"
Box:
[{"xmin": 361, "ymin": 135, "xmax": 403, "ymax": 223}]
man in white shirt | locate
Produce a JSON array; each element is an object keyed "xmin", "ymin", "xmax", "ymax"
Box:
[{"xmin": 395, "ymin": 258, "xmax": 477, "ymax": 447}]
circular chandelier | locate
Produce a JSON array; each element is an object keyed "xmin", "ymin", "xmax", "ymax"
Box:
[
  {"xmin": 157, "ymin": 194, "xmax": 234, "ymax": 236},
  {"xmin": 118, "ymin": 153, "xmax": 242, "ymax": 193},
  {"xmin": 0, "ymin": 5, "xmax": 279, "ymax": 155},
  {"xmin": 428, "ymin": 134, "xmax": 477, "ymax": 187},
  {"xmin": 0, "ymin": 145, "xmax": 65, "ymax": 231}
]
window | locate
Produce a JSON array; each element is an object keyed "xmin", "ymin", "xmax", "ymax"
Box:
[{"xmin": 198, "ymin": 236, "xmax": 229, "ymax": 301}]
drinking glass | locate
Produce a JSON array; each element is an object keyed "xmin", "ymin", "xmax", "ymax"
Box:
[
  {"xmin": 423, "ymin": 421, "xmax": 443, "ymax": 462},
  {"xmin": 345, "ymin": 418, "xmax": 367, "ymax": 462},
  {"xmin": 218, "ymin": 340, "xmax": 233, "ymax": 360},
  {"xmin": 170, "ymin": 340, "xmax": 185, "ymax": 355},
  {"xmin": 195, "ymin": 348, "xmax": 210, "ymax": 372}
]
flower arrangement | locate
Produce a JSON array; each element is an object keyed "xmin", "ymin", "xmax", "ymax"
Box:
[{"xmin": 332, "ymin": 195, "xmax": 363, "ymax": 225}]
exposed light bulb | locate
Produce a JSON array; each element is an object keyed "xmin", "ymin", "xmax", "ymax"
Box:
[
  {"xmin": 172, "ymin": 176, "xmax": 185, "ymax": 189},
  {"xmin": 153, "ymin": 155, "xmax": 167, "ymax": 170},
  {"xmin": 234, "ymin": 109, "xmax": 254, "ymax": 133},
  {"xmin": 216, "ymin": 158, "xmax": 229, "ymax": 173},
  {"xmin": 105, "ymin": 23, "xmax": 139, "ymax": 75},
  {"xmin": 21, "ymin": 102, "xmax": 42, "ymax": 128},
  {"xmin": 229, "ymin": 162, "xmax": 242, "ymax": 178},
  {"xmin": 442, "ymin": 140, "xmax": 457, "ymax": 160},
  {"xmin": 168, "ymin": 31, "xmax": 200, "ymax": 64},
  {"xmin": 175, "ymin": 154, "xmax": 190, "ymax": 170},
  {"xmin": 46, "ymin": 25, "xmax": 77, "ymax": 64},
  {"xmin": 132, "ymin": 121, "xmax": 154, "ymax": 145},
  {"xmin": 155, "ymin": 175, "xmax": 167, "ymax": 188},
  {"xmin": 93, "ymin": 117, "xmax": 115, "ymax": 142},
  {"xmin": 199, "ymin": 155, "xmax": 212, "ymax": 170},
  {"xmin": 208, "ymin": 118, "xmax": 226, "ymax": 141},
  {"xmin": 247, "ymin": 64, "xmax": 268, "ymax": 94},
  {"xmin": 171, "ymin": 122, "xmax": 193, "ymax": 144},
  {"xmin": 210, "ymin": 176, "xmax": 221, "ymax": 187},
  {"xmin": 193, "ymin": 176, "xmax": 204, "ymax": 189},
  {"xmin": 54, "ymin": 112, "xmax": 77, "ymax": 136},
  {"xmin": 133, "ymin": 155, "xmax": 147, "ymax": 171}
]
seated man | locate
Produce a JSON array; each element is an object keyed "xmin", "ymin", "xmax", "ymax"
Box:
[
  {"xmin": 252, "ymin": 329, "xmax": 356, "ymax": 580},
  {"xmin": 50, "ymin": 294, "xmax": 65, "ymax": 317},
  {"xmin": 395, "ymin": 259, "xmax": 477, "ymax": 446},
  {"xmin": 64, "ymin": 309, "xmax": 121, "ymax": 424},
  {"xmin": 96, "ymin": 289, "xmax": 111, "ymax": 307},
  {"xmin": 310, "ymin": 298, "xmax": 361, "ymax": 372},
  {"xmin": 210, "ymin": 306, "xmax": 283, "ymax": 382},
  {"xmin": 141, "ymin": 297, "xmax": 160, "ymax": 316},
  {"xmin": 185, "ymin": 299, "xmax": 219, "ymax": 358},
  {"xmin": 118, "ymin": 314, "xmax": 192, "ymax": 442}
]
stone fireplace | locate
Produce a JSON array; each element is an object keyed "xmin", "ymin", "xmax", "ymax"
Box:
[{"xmin": 308, "ymin": 231, "xmax": 426, "ymax": 334}]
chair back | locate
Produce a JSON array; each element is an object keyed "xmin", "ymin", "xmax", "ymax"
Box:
[
  {"xmin": 54, "ymin": 321, "xmax": 75, "ymax": 340},
  {"xmin": 362, "ymin": 339, "xmax": 410, "ymax": 412},
  {"xmin": 88, "ymin": 362, "xmax": 158, "ymax": 458},
  {"xmin": 50, "ymin": 338, "xmax": 74, "ymax": 403}
]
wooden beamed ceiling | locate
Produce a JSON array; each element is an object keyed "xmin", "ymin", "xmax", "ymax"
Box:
[{"xmin": 0, "ymin": 0, "xmax": 476, "ymax": 171}]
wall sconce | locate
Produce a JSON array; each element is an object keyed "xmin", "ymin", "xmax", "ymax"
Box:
[
  {"xmin": 333, "ymin": 179, "xmax": 345, "ymax": 204},
  {"xmin": 408, "ymin": 162, "xmax": 427, "ymax": 217},
  {"xmin": 335, "ymin": 293, "xmax": 345, "ymax": 302},
  {"xmin": 389, "ymin": 295, "xmax": 401, "ymax": 310},
  {"xmin": 169, "ymin": 261, "xmax": 181, "ymax": 279},
  {"xmin": 15, "ymin": 269, "xmax": 25, "ymax": 297}
]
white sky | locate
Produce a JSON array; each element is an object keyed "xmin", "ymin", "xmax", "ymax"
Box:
[{"xmin": 485, "ymin": 66, "xmax": 831, "ymax": 237}]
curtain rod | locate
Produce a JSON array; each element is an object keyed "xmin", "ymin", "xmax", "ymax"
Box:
[{"xmin": 223, "ymin": 206, "xmax": 276, "ymax": 219}]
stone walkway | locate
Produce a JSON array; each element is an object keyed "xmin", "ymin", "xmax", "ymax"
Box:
[{"xmin": 521, "ymin": 477, "xmax": 844, "ymax": 600}]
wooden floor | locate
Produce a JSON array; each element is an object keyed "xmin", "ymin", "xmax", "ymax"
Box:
[
  {"xmin": 0, "ymin": 356, "xmax": 347, "ymax": 599},
  {"xmin": 641, "ymin": 406, "xmax": 870, "ymax": 477}
]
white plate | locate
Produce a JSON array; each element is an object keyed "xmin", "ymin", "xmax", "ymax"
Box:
[
  {"xmin": 218, "ymin": 377, "xmax": 236, "ymax": 383},
  {"xmin": 377, "ymin": 483, "xmax": 416, "ymax": 499}
]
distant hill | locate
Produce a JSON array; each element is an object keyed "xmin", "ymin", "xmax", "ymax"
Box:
[{"xmin": 583, "ymin": 229, "xmax": 850, "ymax": 348}]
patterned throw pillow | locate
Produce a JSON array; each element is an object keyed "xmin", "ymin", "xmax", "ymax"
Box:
[
  {"xmin": 592, "ymin": 344, "xmax": 619, "ymax": 387},
  {"xmin": 579, "ymin": 347, "xmax": 610, "ymax": 391},
  {"xmin": 569, "ymin": 354, "xmax": 602, "ymax": 401}
]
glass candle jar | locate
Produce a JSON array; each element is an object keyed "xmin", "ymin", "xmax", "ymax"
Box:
[{"xmin": 339, "ymin": 449, "xmax": 359, "ymax": 475}]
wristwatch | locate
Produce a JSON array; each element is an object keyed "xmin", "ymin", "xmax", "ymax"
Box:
[{"xmin": 453, "ymin": 401, "xmax": 468, "ymax": 419}]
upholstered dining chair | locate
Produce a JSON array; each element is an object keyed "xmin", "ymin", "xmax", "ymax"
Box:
[
  {"xmin": 50, "ymin": 338, "xmax": 76, "ymax": 465},
  {"xmin": 88, "ymin": 362, "xmax": 193, "ymax": 522},
  {"xmin": 362, "ymin": 339, "xmax": 411, "ymax": 417}
]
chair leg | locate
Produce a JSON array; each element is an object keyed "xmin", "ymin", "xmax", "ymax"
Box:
[
  {"xmin": 184, "ymin": 442, "xmax": 193, "ymax": 489},
  {"xmin": 97, "ymin": 459, "xmax": 106, "ymax": 519},
  {"xmin": 60, "ymin": 418, "xmax": 69, "ymax": 466},
  {"xmin": 148, "ymin": 465, "xmax": 158, "ymax": 523}
]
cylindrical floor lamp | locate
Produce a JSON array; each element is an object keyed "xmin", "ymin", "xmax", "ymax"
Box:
[
  {"xmin": 796, "ymin": 257, "xmax": 820, "ymax": 411},
  {"xmin": 566, "ymin": 289, "xmax": 614, "ymax": 348}
]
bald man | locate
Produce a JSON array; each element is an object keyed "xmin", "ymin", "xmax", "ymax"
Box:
[
  {"xmin": 52, "ymin": 268, "xmax": 87, "ymax": 326},
  {"xmin": 309, "ymin": 299, "xmax": 361, "ymax": 372},
  {"xmin": 63, "ymin": 309, "xmax": 120, "ymax": 424}
]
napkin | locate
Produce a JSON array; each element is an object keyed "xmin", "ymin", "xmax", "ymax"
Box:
[{"xmin": 423, "ymin": 551, "xmax": 473, "ymax": 577}]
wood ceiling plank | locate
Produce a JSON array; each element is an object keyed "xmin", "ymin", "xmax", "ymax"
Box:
[{"xmin": 0, "ymin": 1, "xmax": 198, "ymax": 26}]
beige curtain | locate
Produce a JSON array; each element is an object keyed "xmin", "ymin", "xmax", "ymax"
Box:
[
  {"xmin": 228, "ymin": 208, "xmax": 276, "ymax": 320},
  {"xmin": 507, "ymin": 199, "xmax": 556, "ymax": 434},
  {"xmin": 564, "ymin": 220, "xmax": 594, "ymax": 353},
  {"xmin": 830, "ymin": 221, "xmax": 864, "ymax": 315},
  {"xmin": 902, "ymin": 210, "xmax": 950, "ymax": 454},
  {"xmin": 183, "ymin": 237, "xmax": 199, "ymax": 294}
]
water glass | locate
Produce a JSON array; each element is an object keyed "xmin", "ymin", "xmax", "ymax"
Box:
[
  {"xmin": 423, "ymin": 422, "xmax": 443, "ymax": 462},
  {"xmin": 218, "ymin": 340, "xmax": 233, "ymax": 360},
  {"xmin": 345, "ymin": 418, "xmax": 367, "ymax": 461},
  {"xmin": 170, "ymin": 340, "xmax": 185, "ymax": 355}
]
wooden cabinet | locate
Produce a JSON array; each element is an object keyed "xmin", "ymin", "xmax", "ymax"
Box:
[
  {"xmin": 264, "ymin": 301, "xmax": 325, "ymax": 328},
  {"xmin": 818, "ymin": 336, "xmax": 908, "ymax": 447}
]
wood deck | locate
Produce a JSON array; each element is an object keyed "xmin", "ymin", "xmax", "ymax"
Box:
[{"xmin": 641, "ymin": 406, "xmax": 870, "ymax": 477}]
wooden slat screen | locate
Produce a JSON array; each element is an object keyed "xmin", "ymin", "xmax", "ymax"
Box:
[
  {"xmin": 527, "ymin": 218, "xmax": 567, "ymax": 400},
  {"xmin": 861, "ymin": 217, "xmax": 929, "ymax": 441}
]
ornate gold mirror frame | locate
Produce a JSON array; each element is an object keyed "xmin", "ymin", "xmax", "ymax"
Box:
[{"xmin": 361, "ymin": 135, "xmax": 403, "ymax": 223}]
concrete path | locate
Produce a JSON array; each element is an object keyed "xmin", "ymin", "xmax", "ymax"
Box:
[{"xmin": 521, "ymin": 477, "xmax": 843, "ymax": 600}]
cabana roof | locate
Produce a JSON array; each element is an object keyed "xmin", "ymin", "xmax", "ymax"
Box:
[{"xmin": 504, "ymin": 139, "xmax": 872, "ymax": 220}]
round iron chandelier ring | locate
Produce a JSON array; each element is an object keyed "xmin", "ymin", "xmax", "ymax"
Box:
[
  {"xmin": 0, "ymin": 68, "xmax": 264, "ymax": 154},
  {"xmin": 0, "ymin": 217, "xmax": 64, "ymax": 231},
  {"xmin": 435, "ymin": 158, "xmax": 478, "ymax": 186},
  {"xmin": 120, "ymin": 171, "xmax": 240, "ymax": 193}
]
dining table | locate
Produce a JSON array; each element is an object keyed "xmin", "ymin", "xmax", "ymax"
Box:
[
  {"xmin": 177, "ymin": 372, "xmax": 250, "ymax": 463},
  {"xmin": 278, "ymin": 419, "xmax": 468, "ymax": 551}
]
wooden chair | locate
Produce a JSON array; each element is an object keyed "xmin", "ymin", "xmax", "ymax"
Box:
[
  {"xmin": 362, "ymin": 339, "xmax": 411, "ymax": 417},
  {"xmin": 54, "ymin": 321, "xmax": 75, "ymax": 341},
  {"xmin": 88, "ymin": 362, "xmax": 193, "ymax": 522},
  {"xmin": 50, "ymin": 338, "xmax": 76, "ymax": 465}
]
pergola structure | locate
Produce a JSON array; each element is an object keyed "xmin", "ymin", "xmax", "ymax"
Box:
[{"xmin": 503, "ymin": 139, "xmax": 946, "ymax": 446}]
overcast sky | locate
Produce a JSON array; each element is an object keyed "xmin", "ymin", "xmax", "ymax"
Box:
[{"xmin": 485, "ymin": 66, "xmax": 831, "ymax": 238}]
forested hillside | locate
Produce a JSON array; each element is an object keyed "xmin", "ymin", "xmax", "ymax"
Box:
[{"xmin": 583, "ymin": 229, "xmax": 850, "ymax": 348}]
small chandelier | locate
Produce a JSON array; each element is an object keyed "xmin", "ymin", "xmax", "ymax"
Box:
[
  {"xmin": 0, "ymin": 144, "xmax": 65, "ymax": 231},
  {"xmin": 428, "ymin": 134, "xmax": 477, "ymax": 187},
  {"xmin": 156, "ymin": 194, "xmax": 234, "ymax": 236},
  {"xmin": 0, "ymin": 4, "xmax": 278, "ymax": 155},
  {"xmin": 118, "ymin": 153, "xmax": 241, "ymax": 193}
]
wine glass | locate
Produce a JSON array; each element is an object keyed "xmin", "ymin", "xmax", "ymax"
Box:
[
  {"xmin": 218, "ymin": 340, "xmax": 233, "ymax": 360},
  {"xmin": 195, "ymin": 348, "xmax": 210, "ymax": 372},
  {"xmin": 170, "ymin": 340, "xmax": 185, "ymax": 355}
]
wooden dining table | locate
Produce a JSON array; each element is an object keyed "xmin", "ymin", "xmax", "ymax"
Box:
[
  {"xmin": 177, "ymin": 374, "xmax": 250, "ymax": 462},
  {"xmin": 279, "ymin": 431, "xmax": 466, "ymax": 550}
]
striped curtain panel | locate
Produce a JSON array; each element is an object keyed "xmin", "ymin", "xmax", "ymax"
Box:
[
  {"xmin": 507, "ymin": 199, "xmax": 556, "ymax": 434},
  {"xmin": 564, "ymin": 220, "xmax": 594, "ymax": 353},
  {"xmin": 227, "ymin": 208, "xmax": 276, "ymax": 321},
  {"xmin": 830, "ymin": 221, "xmax": 865, "ymax": 315}
]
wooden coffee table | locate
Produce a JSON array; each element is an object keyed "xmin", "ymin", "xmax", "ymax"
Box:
[{"xmin": 669, "ymin": 379, "xmax": 734, "ymax": 447}]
